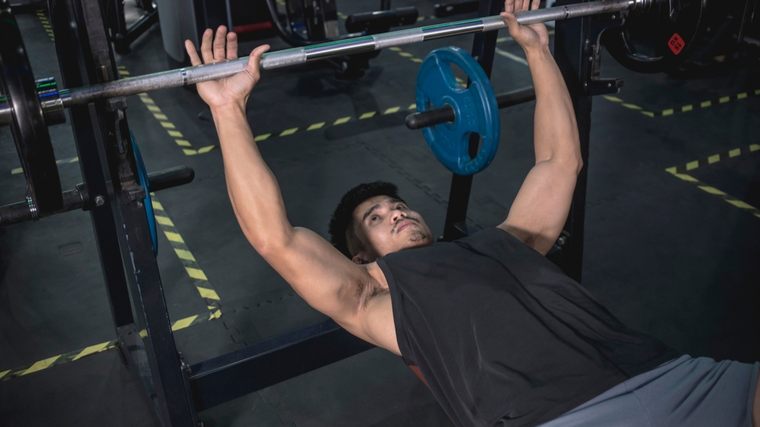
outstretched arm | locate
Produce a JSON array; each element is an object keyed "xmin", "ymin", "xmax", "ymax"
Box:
[
  {"xmin": 497, "ymin": 0, "xmax": 582, "ymax": 255},
  {"xmin": 185, "ymin": 27, "xmax": 383, "ymax": 345}
]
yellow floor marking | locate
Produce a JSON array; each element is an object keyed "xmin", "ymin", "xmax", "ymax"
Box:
[
  {"xmin": 187, "ymin": 268, "xmax": 208, "ymax": 281},
  {"xmin": 279, "ymin": 127, "xmax": 298, "ymax": 136},
  {"xmin": 119, "ymin": 70, "xmax": 130, "ymax": 76},
  {"xmin": 23, "ymin": 355, "xmax": 62, "ymax": 375},
  {"xmin": 197, "ymin": 286, "xmax": 220, "ymax": 300},
  {"xmin": 141, "ymin": 97, "xmax": 155, "ymax": 104},
  {"xmin": 72, "ymin": 342, "xmax": 110, "ymax": 361},
  {"xmin": 750, "ymin": 144, "xmax": 760, "ymax": 152},
  {"xmin": 174, "ymin": 248, "xmax": 196, "ymax": 261},
  {"xmin": 708, "ymin": 154, "xmax": 720, "ymax": 164},
  {"xmin": 698, "ymin": 186, "xmax": 726, "ymax": 196},
  {"xmin": 147, "ymin": 105, "xmax": 161, "ymax": 112},
  {"xmin": 12, "ymin": 167, "xmax": 23, "ymax": 174},
  {"xmin": 399, "ymin": 52, "xmax": 413, "ymax": 57},
  {"xmin": 495, "ymin": 47, "xmax": 527, "ymax": 65},
  {"xmin": 168, "ymin": 130, "xmax": 183, "ymax": 137},
  {"xmin": 674, "ymin": 173, "xmax": 698, "ymax": 182},
  {"xmin": 662, "ymin": 109, "xmax": 674, "ymax": 116},
  {"xmin": 497, "ymin": 37, "xmax": 508, "ymax": 42},
  {"xmin": 154, "ymin": 113, "xmax": 168, "ymax": 120},
  {"xmin": 685, "ymin": 161, "xmax": 699, "ymax": 171},
  {"xmin": 700, "ymin": 101, "xmax": 711, "ymax": 108},
  {"xmin": 411, "ymin": 58, "xmax": 423, "ymax": 63},
  {"xmin": 160, "ymin": 122, "xmax": 176, "ymax": 129},
  {"xmin": 389, "ymin": 47, "xmax": 402, "ymax": 52},
  {"xmin": 175, "ymin": 139, "xmax": 191, "ymax": 147},
  {"xmin": 417, "ymin": 16, "xmax": 424, "ymax": 21},
  {"xmin": 603, "ymin": 96, "xmax": 624, "ymax": 103},
  {"xmin": 255, "ymin": 133, "xmax": 271, "ymax": 141},
  {"xmin": 140, "ymin": 329, "xmax": 147, "ymax": 338},
  {"xmin": 728, "ymin": 148, "xmax": 741, "ymax": 157},
  {"xmin": 307, "ymin": 122, "xmax": 325, "ymax": 130},
  {"xmin": 360, "ymin": 112, "xmax": 376, "ymax": 119},
  {"xmin": 197, "ymin": 146, "xmax": 215, "ymax": 154},
  {"xmin": 0, "ymin": 370, "xmax": 10, "ymax": 380},
  {"xmin": 409, "ymin": 103, "xmax": 416, "ymax": 110},
  {"xmin": 622, "ymin": 103, "xmax": 642, "ymax": 110},
  {"xmin": 155, "ymin": 216, "xmax": 174, "ymax": 226},
  {"xmin": 755, "ymin": 89, "xmax": 760, "ymax": 95},
  {"xmin": 334, "ymin": 117, "xmax": 351, "ymax": 125},
  {"xmin": 665, "ymin": 167, "xmax": 677, "ymax": 174},
  {"xmin": 210, "ymin": 310, "xmax": 222, "ymax": 319},
  {"xmin": 183, "ymin": 149, "xmax": 197, "ymax": 155},
  {"xmin": 719, "ymin": 96, "xmax": 730, "ymax": 103},
  {"xmin": 682, "ymin": 105, "xmax": 693, "ymax": 112},
  {"xmin": 738, "ymin": 93, "xmax": 748, "ymax": 99},
  {"xmin": 164, "ymin": 231, "xmax": 185, "ymax": 243},
  {"xmin": 152, "ymin": 201, "xmax": 164, "ymax": 210},
  {"xmin": 727, "ymin": 199, "xmax": 755, "ymax": 209},
  {"xmin": 172, "ymin": 315, "xmax": 198, "ymax": 331},
  {"xmin": 384, "ymin": 107, "xmax": 400, "ymax": 114}
]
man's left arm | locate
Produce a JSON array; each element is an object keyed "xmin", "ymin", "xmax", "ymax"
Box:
[{"xmin": 497, "ymin": 1, "xmax": 582, "ymax": 255}]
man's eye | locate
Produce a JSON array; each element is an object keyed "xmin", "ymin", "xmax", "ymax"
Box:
[{"xmin": 371, "ymin": 216, "xmax": 378, "ymax": 222}]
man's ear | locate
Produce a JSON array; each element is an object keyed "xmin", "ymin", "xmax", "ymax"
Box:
[{"xmin": 352, "ymin": 254, "xmax": 370, "ymax": 265}]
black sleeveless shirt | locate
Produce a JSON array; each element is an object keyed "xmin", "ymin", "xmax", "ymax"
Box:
[{"xmin": 376, "ymin": 228, "xmax": 679, "ymax": 427}]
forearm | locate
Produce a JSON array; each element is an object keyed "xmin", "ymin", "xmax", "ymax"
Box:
[
  {"xmin": 211, "ymin": 103, "xmax": 292, "ymax": 252},
  {"xmin": 526, "ymin": 46, "xmax": 582, "ymax": 168}
]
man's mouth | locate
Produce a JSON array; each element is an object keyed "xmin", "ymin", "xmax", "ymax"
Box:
[{"xmin": 396, "ymin": 220, "xmax": 416, "ymax": 233}]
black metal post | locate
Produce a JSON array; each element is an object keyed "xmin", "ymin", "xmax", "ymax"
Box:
[
  {"xmin": 551, "ymin": 0, "xmax": 593, "ymax": 282},
  {"xmin": 441, "ymin": 0, "xmax": 502, "ymax": 241}
]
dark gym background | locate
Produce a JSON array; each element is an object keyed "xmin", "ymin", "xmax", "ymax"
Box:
[{"xmin": 1, "ymin": 0, "xmax": 758, "ymax": 425}]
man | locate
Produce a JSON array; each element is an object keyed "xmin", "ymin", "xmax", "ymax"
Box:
[{"xmin": 185, "ymin": 0, "xmax": 759, "ymax": 425}]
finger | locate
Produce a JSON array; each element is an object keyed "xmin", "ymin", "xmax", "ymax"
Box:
[
  {"xmin": 501, "ymin": 11, "xmax": 519, "ymax": 34},
  {"xmin": 520, "ymin": 0, "xmax": 530, "ymax": 12},
  {"xmin": 213, "ymin": 26, "xmax": 227, "ymax": 61},
  {"xmin": 504, "ymin": 0, "xmax": 514, "ymax": 13},
  {"xmin": 200, "ymin": 28, "xmax": 214, "ymax": 63},
  {"xmin": 530, "ymin": 0, "xmax": 539, "ymax": 11},
  {"xmin": 226, "ymin": 31, "xmax": 238, "ymax": 60},
  {"xmin": 185, "ymin": 40, "xmax": 202, "ymax": 66},
  {"xmin": 247, "ymin": 44, "xmax": 271, "ymax": 82}
]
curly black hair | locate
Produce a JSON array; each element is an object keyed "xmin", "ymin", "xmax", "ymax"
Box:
[{"xmin": 328, "ymin": 181, "xmax": 404, "ymax": 258}]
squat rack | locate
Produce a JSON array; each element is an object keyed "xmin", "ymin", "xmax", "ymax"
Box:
[{"xmin": 6, "ymin": 0, "xmax": 615, "ymax": 423}]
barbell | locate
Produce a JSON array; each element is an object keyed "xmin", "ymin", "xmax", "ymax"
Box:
[
  {"xmin": 1, "ymin": 0, "xmax": 707, "ymax": 212},
  {"xmin": 1, "ymin": 0, "xmax": 693, "ymax": 126}
]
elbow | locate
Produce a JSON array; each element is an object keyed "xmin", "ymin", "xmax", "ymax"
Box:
[{"xmin": 241, "ymin": 224, "xmax": 294, "ymax": 258}]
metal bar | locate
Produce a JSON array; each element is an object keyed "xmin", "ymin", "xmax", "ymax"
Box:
[
  {"xmin": 549, "ymin": 0, "xmax": 592, "ymax": 282},
  {"xmin": 442, "ymin": 0, "xmax": 503, "ymax": 242},
  {"xmin": 0, "ymin": 0, "xmax": 636, "ymax": 116},
  {"xmin": 0, "ymin": 166, "xmax": 195, "ymax": 226},
  {"xmin": 189, "ymin": 319, "xmax": 375, "ymax": 411},
  {"xmin": 405, "ymin": 86, "xmax": 536, "ymax": 130}
]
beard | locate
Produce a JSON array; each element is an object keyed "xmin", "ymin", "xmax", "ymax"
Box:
[{"xmin": 407, "ymin": 228, "xmax": 432, "ymax": 245}]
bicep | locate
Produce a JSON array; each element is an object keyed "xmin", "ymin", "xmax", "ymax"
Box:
[{"xmin": 499, "ymin": 159, "xmax": 578, "ymax": 255}]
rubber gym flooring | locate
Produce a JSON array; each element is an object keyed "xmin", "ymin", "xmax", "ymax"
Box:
[{"xmin": 1, "ymin": 1, "xmax": 759, "ymax": 426}]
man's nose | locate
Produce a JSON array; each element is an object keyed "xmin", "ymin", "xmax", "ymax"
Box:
[{"xmin": 391, "ymin": 209, "xmax": 406, "ymax": 222}]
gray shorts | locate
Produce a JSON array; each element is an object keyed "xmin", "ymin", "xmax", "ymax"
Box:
[{"xmin": 537, "ymin": 355, "xmax": 759, "ymax": 427}]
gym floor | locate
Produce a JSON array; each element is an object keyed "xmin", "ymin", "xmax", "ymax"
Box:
[{"xmin": 1, "ymin": 1, "xmax": 759, "ymax": 426}]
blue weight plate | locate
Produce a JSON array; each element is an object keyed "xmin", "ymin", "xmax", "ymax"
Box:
[
  {"xmin": 130, "ymin": 131, "xmax": 158, "ymax": 255},
  {"xmin": 416, "ymin": 46, "xmax": 499, "ymax": 176}
]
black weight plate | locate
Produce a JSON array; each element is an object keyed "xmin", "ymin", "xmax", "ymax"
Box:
[
  {"xmin": 602, "ymin": 0, "xmax": 708, "ymax": 74},
  {"xmin": 0, "ymin": 0, "xmax": 63, "ymax": 213}
]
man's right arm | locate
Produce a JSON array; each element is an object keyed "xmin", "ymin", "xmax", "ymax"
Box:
[{"xmin": 187, "ymin": 27, "xmax": 386, "ymax": 348}]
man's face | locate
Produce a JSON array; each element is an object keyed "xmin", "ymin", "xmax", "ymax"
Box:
[{"xmin": 349, "ymin": 195, "xmax": 434, "ymax": 264}]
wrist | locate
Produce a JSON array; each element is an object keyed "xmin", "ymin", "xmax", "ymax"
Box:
[
  {"xmin": 524, "ymin": 45, "xmax": 552, "ymax": 61},
  {"xmin": 210, "ymin": 101, "xmax": 247, "ymax": 117}
]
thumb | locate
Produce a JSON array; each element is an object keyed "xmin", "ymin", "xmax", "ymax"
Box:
[
  {"xmin": 500, "ymin": 11, "xmax": 518, "ymax": 28},
  {"xmin": 247, "ymin": 44, "xmax": 271, "ymax": 80}
]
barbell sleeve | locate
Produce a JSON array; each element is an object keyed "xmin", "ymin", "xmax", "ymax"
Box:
[
  {"xmin": 406, "ymin": 86, "xmax": 536, "ymax": 130},
  {"xmin": 0, "ymin": 166, "xmax": 195, "ymax": 226},
  {"xmin": 0, "ymin": 0, "xmax": 644, "ymax": 122}
]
